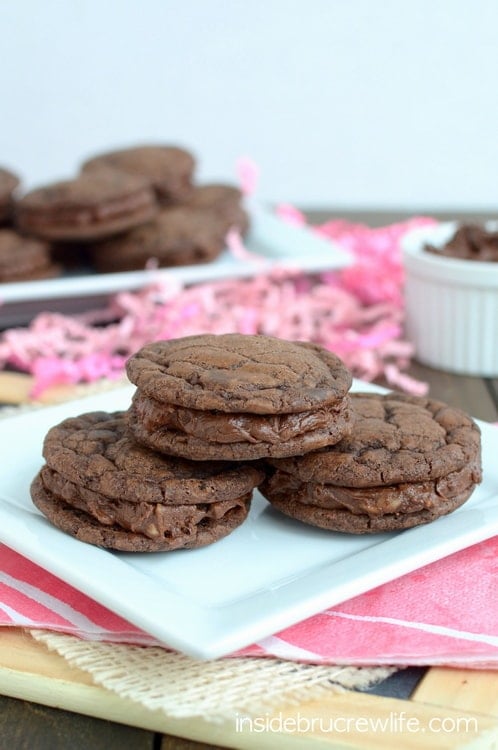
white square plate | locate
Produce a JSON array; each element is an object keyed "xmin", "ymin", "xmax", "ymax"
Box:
[{"xmin": 0, "ymin": 381, "xmax": 497, "ymax": 659}]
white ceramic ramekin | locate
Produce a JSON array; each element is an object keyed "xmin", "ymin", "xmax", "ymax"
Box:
[{"xmin": 401, "ymin": 222, "xmax": 498, "ymax": 376}]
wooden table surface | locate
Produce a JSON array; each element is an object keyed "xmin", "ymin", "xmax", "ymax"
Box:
[{"xmin": 1, "ymin": 210, "xmax": 497, "ymax": 749}]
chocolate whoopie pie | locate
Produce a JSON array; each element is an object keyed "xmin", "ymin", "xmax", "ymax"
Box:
[
  {"xmin": 16, "ymin": 168, "xmax": 158, "ymax": 241},
  {"xmin": 0, "ymin": 167, "xmax": 20, "ymax": 225},
  {"xmin": 31, "ymin": 411, "xmax": 263, "ymax": 551},
  {"xmin": 0, "ymin": 229, "xmax": 59, "ymax": 282},
  {"xmin": 187, "ymin": 184, "xmax": 250, "ymax": 235},
  {"xmin": 261, "ymin": 392, "xmax": 482, "ymax": 533},
  {"xmin": 126, "ymin": 334, "xmax": 353, "ymax": 461},
  {"xmin": 82, "ymin": 145, "xmax": 195, "ymax": 205},
  {"xmin": 89, "ymin": 205, "xmax": 226, "ymax": 272}
]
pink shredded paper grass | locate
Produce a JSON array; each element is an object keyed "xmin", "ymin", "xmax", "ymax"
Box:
[{"xmin": 0, "ymin": 213, "xmax": 435, "ymax": 397}]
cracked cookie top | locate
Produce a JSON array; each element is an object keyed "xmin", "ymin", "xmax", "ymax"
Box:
[
  {"xmin": 268, "ymin": 392, "xmax": 482, "ymax": 487},
  {"xmin": 126, "ymin": 334, "xmax": 352, "ymax": 414}
]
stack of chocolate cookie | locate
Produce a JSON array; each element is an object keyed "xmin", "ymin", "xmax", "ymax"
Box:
[
  {"xmin": 260, "ymin": 392, "xmax": 482, "ymax": 533},
  {"xmin": 0, "ymin": 167, "xmax": 59, "ymax": 283},
  {"xmin": 31, "ymin": 411, "xmax": 264, "ymax": 552},
  {"xmin": 6, "ymin": 144, "xmax": 249, "ymax": 279},
  {"xmin": 125, "ymin": 334, "xmax": 353, "ymax": 461},
  {"xmin": 31, "ymin": 333, "xmax": 482, "ymax": 550}
]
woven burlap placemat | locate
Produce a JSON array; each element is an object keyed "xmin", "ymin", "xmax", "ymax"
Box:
[{"xmin": 31, "ymin": 630, "xmax": 396, "ymax": 722}]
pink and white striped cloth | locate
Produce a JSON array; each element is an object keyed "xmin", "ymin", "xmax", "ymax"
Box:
[{"xmin": 1, "ymin": 536, "xmax": 497, "ymax": 668}]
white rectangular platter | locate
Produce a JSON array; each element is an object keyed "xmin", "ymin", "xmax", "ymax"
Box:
[
  {"xmin": 0, "ymin": 380, "xmax": 496, "ymax": 659},
  {"xmin": 0, "ymin": 205, "xmax": 351, "ymax": 304}
]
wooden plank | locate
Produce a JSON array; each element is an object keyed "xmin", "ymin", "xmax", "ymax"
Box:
[
  {"xmin": 407, "ymin": 362, "xmax": 498, "ymax": 421},
  {"xmin": 306, "ymin": 209, "xmax": 496, "ymax": 228},
  {"xmin": 161, "ymin": 738, "xmax": 224, "ymax": 750},
  {"xmin": 486, "ymin": 379, "xmax": 498, "ymax": 412},
  {"xmin": 413, "ymin": 667, "xmax": 498, "ymax": 717},
  {"xmin": 0, "ymin": 694, "xmax": 155, "ymax": 750},
  {"xmin": 0, "ymin": 627, "xmax": 94, "ymax": 683},
  {"xmin": 0, "ymin": 371, "xmax": 125, "ymax": 407}
]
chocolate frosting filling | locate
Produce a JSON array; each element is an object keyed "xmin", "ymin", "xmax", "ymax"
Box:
[
  {"xmin": 130, "ymin": 390, "xmax": 350, "ymax": 445},
  {"xmin": 40, "ymin": 466, "xmax": 251, "ymax": 540},
  {"xmin": 262, "ymin": 458, "xmax": 481, "ymax": 517}
]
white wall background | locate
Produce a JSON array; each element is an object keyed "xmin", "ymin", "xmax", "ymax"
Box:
[{"xmin": 2, "ymin": 0, "xmax": 498, "ymax": 209}]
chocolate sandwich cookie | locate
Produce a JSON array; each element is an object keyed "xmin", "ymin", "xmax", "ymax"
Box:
[
  {"xmin": 261, "ymin": 392, "xmax": 482, "ymax": 533},
  {"xmin": 16, "ymin": 168, "xmax": 158, "ymax": 241},
  {"xmin": 188, "ymin": 184, "xmax": 250, "ymax": 235},
  {"xmin": 32, "ymin": 411, "xmax": 263, "ymax": 551},
  {"xmin": 82, "ymin": 145, "xmax": 195, "ymax": 205},
  {"xmin": 126, "ymin": 334, "xmax": 352, "ymax": 460},
  {"xmin": 90, "ymin": 205, "xmax": 226, "ymax": 273},
  {"xmin": 0, "ymin": 229, "xmax": 59, "ymax": 282},
  {"xmin": 0, "ymin": 167, "xmax": 20, "ymax": 225}
]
